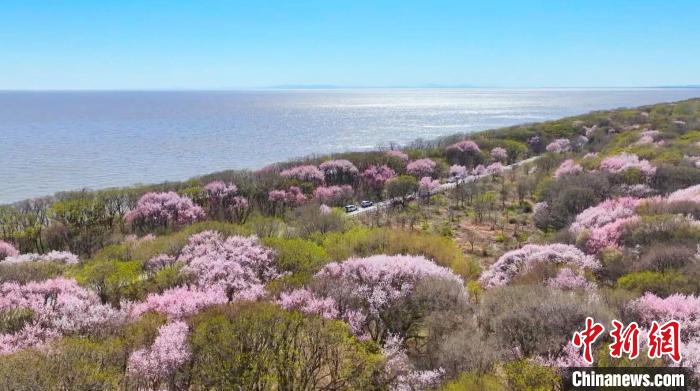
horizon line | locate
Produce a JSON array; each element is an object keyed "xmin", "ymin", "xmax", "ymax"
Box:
[{"xmin": 1, "ymin": 85, "xmax": 700, "ymax": 92}]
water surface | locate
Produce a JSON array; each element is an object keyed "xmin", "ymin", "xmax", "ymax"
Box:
[{"xmin": 2, "ymin": 88, "xmax": 699, "ymax": 203}]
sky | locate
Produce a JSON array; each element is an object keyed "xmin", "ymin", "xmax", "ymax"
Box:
[{"xmin": 1, "ymin": 0, "xmax": 699, "ymax": 90}]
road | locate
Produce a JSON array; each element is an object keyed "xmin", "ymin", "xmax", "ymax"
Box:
[{"xmin": 346, "ymin": 155, "xmax": 540, "ymax": 218}]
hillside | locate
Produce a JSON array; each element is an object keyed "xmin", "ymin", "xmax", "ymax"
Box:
[{"xmin": 0, "ymin": 98, "xmax": 699, "ymax": 389}]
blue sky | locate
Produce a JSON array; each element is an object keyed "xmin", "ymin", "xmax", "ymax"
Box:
[{"xmin": 1, "ymin": 0, "xmax": 698, "ymax": 89}]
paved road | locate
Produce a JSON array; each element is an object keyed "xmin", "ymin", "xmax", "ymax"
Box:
[{"xmin": 346, "ymin": 156, "xmax": 540, "ymax": 218}]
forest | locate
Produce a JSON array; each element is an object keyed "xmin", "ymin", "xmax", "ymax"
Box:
[{"xmin": 0, "ymin": 98, "xmax": 699, "ymax": 390}]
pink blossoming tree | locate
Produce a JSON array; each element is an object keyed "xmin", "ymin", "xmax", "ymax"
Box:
[
  {"xmin": 449, "ymin": 165, "xmax": 468, "ymax": 179},
  {"xmin": 280, "ymin": 165, "xmax": 325, "ymax": 184},
  {"xmin": 546, "ymin": 138, "xmax": 572, "ymax": 153},
  {"xmin": 386, "ymin": 150, "xmax": 409, "ymax": 162},
  {"xmin": 0, "ymin": 277, "xmax": 125, "ymax": 354},
  {"xmin": 490, "ymin": 147, "xmax": 508, "ymax": 162},
  {"xmin": 127, "ymin": 321, "xmax": 191, "ymax": 389},
  {"xmin": 313, "ymin": 185, "xmax": 354, "ymax": 206},
  {"xmin": 362, "ymin": 165, "xmax": 396, "ymax": 195},
  {"xmin": 406, "ymin": 158, "xmax": 437, "ymax": 178},
  {"xmin": 125, "ymin": 192, "xmax": 205, "ymax": 232},
  {"xmin": 600, "ymin": 152, "xmax": 656, "ymax": 176},
  {"xmin": 319, "ymin": 159, "xmax": 359, "ymax": 184},
  {"xmin": 479, "ymin": 244, "xmax": 599, "ymax": 288},
  {"xmin": 445, "ymin": 140, "xmax": 482, "ymax": 167},
  {"xmin": 554, "ymin": 159, "xmax": 583, "ymax": 179}
]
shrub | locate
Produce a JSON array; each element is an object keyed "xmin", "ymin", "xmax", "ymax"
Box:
[
  {"xmin": 617, "ymin": 270, "xmax": 692, "ymax": 296},
  {"xmin": 636, "ymin": 244, "xmax": 696, "ymax": 272},
  {"xmin": 0, "ymin": 261, "xmax": 64, "ymax": 284},
  {"xmin": 479, "ymin": 286, "xmax": 612, "ymax": 358},
  {"xmin": 502, "ymin": 359, "xmax": 560, "ymax": 391},
  {"xmin": 536, "ymin": 172, "xmax": 611, "ymax": 230},
  {"xmin": 439, "ymin": 371, "xmax": 505, "ymax": 391},
  {"xmin": 188, "ymin": 303, "xmax": 381, "ymax": 390},
  {"xmin": 651, "ymin": 165, "xmax": 700, "ymax": 193},
  {"xmin": 445, "ymin": 140, "xmax": 483, "ymax": 167},
  {"xmin": 386, "ymin": 175, "xmax": 419, "ymax": 202},
  {"xmin": 620, "ymin": 215, "xmax": 700, "ymax": 248},
  {"xmin": 263, "ymin": 237, "xmax": 329, "ymax": 274}
]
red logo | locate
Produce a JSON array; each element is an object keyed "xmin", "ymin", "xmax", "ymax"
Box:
[
  {"xmin": 572, "ymin": 317, "xmax": 605, "ymax": 364},
  {"xmin": 609, "ymin": 320, "xmax": 640, "ymax": 359},
  {"xmin": 647, "ymin": 320, "xmax": 682, "ymax": 363}
]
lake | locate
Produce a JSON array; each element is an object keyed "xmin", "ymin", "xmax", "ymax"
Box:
[{"xmin": 1, "ymin": 88, "xmax": 699, "ymax": 204}]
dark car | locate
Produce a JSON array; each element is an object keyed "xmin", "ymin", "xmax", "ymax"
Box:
[
  {"xmin": 360, "ymin": 200, "xmax": 374, "ymax": 208},
  {"xmin": 345, "ymin": 204, "xmax": 358, "ymax": 213}
]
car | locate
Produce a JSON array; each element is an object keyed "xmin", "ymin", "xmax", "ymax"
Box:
[
  {"xmin": 344, "ymin": 204, "xmax": 358, "ymax": 213},
  {"xmin": 360, "ymin": 200, "xmax": 373, "ymax": 208}
]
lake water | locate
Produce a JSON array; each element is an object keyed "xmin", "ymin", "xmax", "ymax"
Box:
[{"xmin": 1, "ymin": 88, "xmax": 699, "ymax": 204}]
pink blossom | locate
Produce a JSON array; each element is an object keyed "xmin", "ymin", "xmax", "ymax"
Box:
[
  {"xmin": 418, "ymin": 177, "xmax": 440, "ymax": 197},
  {"xmin": 585, "ymin": 216, "xmax": 640, "ymax": 254},
  {"xmin": 479, "ymin": 244, "xmax": 600, "ymax": 288},
  {"xmin": 177, "ymin": 231, "xmax": 280, "ymax": 300},
  {"xmin": 447, "ymin": 140, "xmax": 480, "ymax": 154},
  {"xmin": 383, "ymin": 334, "xmax": 445, "ymax": 391},
  {"xmin": 319, "ymin": 159, "xmax": 359, "ymax": 183},
  {"xmin": 315, "ymin": 255, "xmax": 465, "ymax": 338},
  {"xmin": 630, "ymin": 293, "xmax": 700, "ymax": 335},
  {"xmin": 449, "ymin": 165, "xmax": 468, "ymax": 179},
  {"xmin": 204, "ymin": 180, "xmax": 237, "ymax": 199},
  {"xmin": 127, "ymin": 321, "xmax": 190, "ymax": 384},
  {"xmin": 313, "ymin": 185, "xmax": 354, "ymax": 206},
  {"xmin": 277, "ymin": 288, "xmax": 339, "ymax": 319},
  {"xmin": 285, "ymin": 186, "xmax": 307, "ymax": 206},
  {"xmin": 125, "ymin": 192, "xmax": 205, "ymax": 229},
  {"xmin": 546, "ymin": 138, "xmax": 571, "ymax": 153},
  {"xmin": 129, "ymin": 286, "xmax": 227, "ymax": 319},
  {"xmin": 268, "ymin": 187, "xmax": 307, "ymax": 206},
  {"xmin": 362, "ymin": 165, "xmax": 396, "ymax": 188},
  {"xmin": 490, "ymin": 147, "xmax": 508, "ymax": 161},
  {"xmin": 406, "ymin": 158, "xmax": 437, "ymax": 177},
  {"xmin": 546, "ymin": 268, "xmax": 595, "ymax": 291},
  {"xmin": 485, "ymin": 162, "xmax": 504, "ymax": 175},
  {"xmin": 554, "ymin": 159, "xmax": 583, "ymax": 179},
  {"xmin": 600, "ymin": 153, "xmax": 656, "ymax": 176},
  {"xmin": 280, "ymin": 165, "xmax": 325, "ymax": 183},
  {"xmin": 667, "ymin": 184, "xmax": 700, "ymax": 204},
  {"xmin": 0, "ymin": 241, "xmax": 18, "ymax": 260},
  {"xmin": 570, "ymin": 197, "xmax": 641, "ymax": 237},
  {"xmin": 0, "ymin": 277, "xmax": 125, "ymax": 354},
  {"xmin": 3, "ymin": 251, "xmax": 80, "ymax": 265},
  {"xmin": 471, "ymin": 164, "xmax": 486, "ymax": 176},
  {"xmin": 386, "ymin": 150, "xmax": 409, "ymax": 162}
]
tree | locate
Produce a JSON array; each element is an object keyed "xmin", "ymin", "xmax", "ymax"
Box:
[
  {"xmin": 188, "ymin": 303, "xmax": 381, "ymax": 390},
  {"xmin": 386, "ymin": 176, "xmax": 418, "ymax": 205}
]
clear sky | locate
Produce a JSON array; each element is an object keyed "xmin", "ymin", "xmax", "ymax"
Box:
[{"xmin": 1, "ymin": 0, "xmax": 699, "ymax": 89}]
